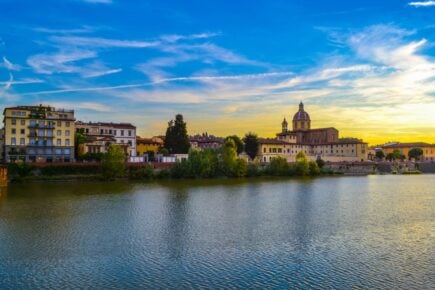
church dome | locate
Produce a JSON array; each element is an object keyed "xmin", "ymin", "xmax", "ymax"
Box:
[{"xmin": 292, "ymin": 101, "xmax": 310, "ymax": 121}]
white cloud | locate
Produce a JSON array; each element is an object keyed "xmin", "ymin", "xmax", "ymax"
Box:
[
  {"xmin": 81, "ymin": 0, "xmax": 113, "ymax": 4},
  {"xmin": 51, "ymin": 102, "xmax": 112, "ymax": 112},
  {"xmin": 27, "ymin": 49, "xmax": 97, "ymax": 74},
  {"xmin": 51, "ymin": 36, "xmax": 159, "ymax": 48},
  {"xmin": 408, "ymin": 1, "xmax": 435, "ymax": 7},
  {"xmin": 2, "ymin": 57, "xmax": 21, "ymax": 71},
  {"xmin": 0, "ymin": 78, "xmax": 44, "ymax": 85}
]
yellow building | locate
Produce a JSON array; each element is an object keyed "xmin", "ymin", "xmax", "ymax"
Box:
[
  {"xmin": 136, "ymin": 136, "xmax": 164, "ymax": 156},
  {"xmin": 3, "ymin": 105, "xmax": 75, "ymax": 162},
  {"xmin": 382, "ymin": 142, "xmax": 435, "ymax": 161},
  {"xmin": 257, "ymin": 103, "xmax": 368, "ymax": 163}
]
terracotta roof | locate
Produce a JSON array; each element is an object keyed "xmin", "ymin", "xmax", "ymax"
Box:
[
  {"xmin": 76, "ymin": 121, "xmax": 136, "ymax": 129},
  {"xmin": 382, "ymin": 142, "xmax": 434, "ymax": 148},
  {"xmin": 258, "ymin": 138, "xmax": 292, "ymax": 145}
]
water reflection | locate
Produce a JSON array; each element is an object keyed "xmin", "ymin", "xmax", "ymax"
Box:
[{"xmin": 0, "ymin": 176, "xmax": 433, "ymax": 289}]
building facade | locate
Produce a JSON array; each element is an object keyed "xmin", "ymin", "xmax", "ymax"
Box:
[
  {"xmin": 258, "ymin": 102, "xmax": 368, "ymax": 163},
  {"xmin": 136, "ymin": 136, "xmax": 164, "ymax": 156},
  {"xmin": 381, "ymin": 142, "xmax": 435, "ymax": 161},
  {"xmin": 3, "ymin": 105, "xmax": 75, "ymax": 163},
  {"xmin": 76, "ymin": 122, "xmax": 137, "ymax": 156},
  {"xmin": 189, "ymin": 133, "xmax": 224, "ymax": 150}
]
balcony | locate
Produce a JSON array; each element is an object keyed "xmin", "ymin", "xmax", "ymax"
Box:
[
  {"xmin": 28, "ymin": 133, "xmax": 54, "ymax": 138},
  {"xmin": 28, "ymin": 124, "xmax": 55, "ymax": 129},
  {"xmin": 27, "ymin": 143, "xmax": 55, "ymax": 147}
]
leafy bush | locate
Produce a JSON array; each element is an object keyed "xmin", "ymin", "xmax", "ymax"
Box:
[
  {"xmin": 267, "ymin": 156, "xmax": 290, "ymax": 176},
  {"xmin": 128, "ymin": 166, "xmax": 155, "ymax": 179},
  {"xmin": 102, "ymin": 145, "xmax": 126, "ymax": 180},
  {"xmin": 308, "ymin": 161, "xmax": 321, "ymax": 176}
]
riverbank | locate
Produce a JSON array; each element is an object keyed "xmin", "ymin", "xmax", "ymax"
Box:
[{"xmin": 7, "ymin": 161, "xmax": 435, "ymax": 183}]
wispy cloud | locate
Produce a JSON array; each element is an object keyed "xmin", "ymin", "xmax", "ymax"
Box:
[
  {"xmin": 33, "ymin": 26, "xmax": 95, "ymax": 34},
  {"xmin": 81, "ymin": 0, "xmax": 113, "ymax": 4},
  {"xmin": 51, "ymin": 36, "xmax": 159, "ymax": 48},
  {"xmin": 2, "ymin": 57, "xmax": 21, "ymax": 71},
  {"xmin": 408, "ymin": 1, "xmax": 435, "ymax": 7},
  {"xmin": 51, "ymin": 101, "xmax": 112, "ymax": 112},
  {"xmin": 27, "ymin": 49, "xmax": 98, "ymax": 74}
]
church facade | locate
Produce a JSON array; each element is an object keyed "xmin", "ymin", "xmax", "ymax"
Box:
[{"xmin": 257, "ymin": 102, "xmax": 368, "ymax": 163}]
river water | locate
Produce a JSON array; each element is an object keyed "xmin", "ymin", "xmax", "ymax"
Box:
[{"xmin": 0, "ymin": 175, "xmax": 433, "ymax": 289}]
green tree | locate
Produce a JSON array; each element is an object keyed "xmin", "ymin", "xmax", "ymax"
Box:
[
  {"xmin": 375, "ymin": 150, "xmax": 385, "ymax": 160},
  {"xmin": 233, "ymin": 158, "xmax": 248, "ymax": 177},
  {"xmin": 74, "ymin": 128, "xmax": 87, "ymax": 160},
  {"xmin": 243, "ymin": 132, "xmax": 259, "ymax": 161},
  {"xmin": 164, "ymin": 114, "xmax": 190, "ymax": 154},
  {"xmin": 268, "ymin": 156, "xmax": 290, "ymax": 176},
  {"xmin": 102, "ymin": 145, "xmax": 126, "ymax": 179},
  {"xmin": 221, "ymin": 139, "xmax": 238, "ymax": 176},
  {"xmin": 316, "ymin": 158, "xmax": 325, "ymax": 168},
  {"xmin": 308, "ymin": 161, "xmax": 321, "ymax": 175},
  {"xmin": 295, "ymin": 151, "xmax": 309, "ymax": 176},
  {"xmin": 408, "ymin": 148, "xmax": 423, "ymax": 160},
  {"xmin": 225, "ymin": 135, "xmax": 244, "ymax": 154},
  {"xmin": 386, "ymin": 153, "xmax": 394, "ymax": 161}
]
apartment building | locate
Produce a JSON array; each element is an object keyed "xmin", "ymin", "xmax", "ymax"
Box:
[
  {"xmin": 3, "ymin": 105, "xmax": 75, "ymax": 163},
  {"xmin": 76, "ymin": 121, "xmax": 137, "ymax": 156}
]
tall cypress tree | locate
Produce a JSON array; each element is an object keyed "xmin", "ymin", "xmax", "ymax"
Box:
[{"xmin": 164, "ymin": 114, "xmax": 191, "ymax": 154}]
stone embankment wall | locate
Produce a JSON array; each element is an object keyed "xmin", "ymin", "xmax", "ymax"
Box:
[{"xmin": 328, "ymin": 162, "xmax": 435, "ymax": 174}]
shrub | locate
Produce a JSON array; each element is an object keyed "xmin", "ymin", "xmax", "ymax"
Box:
[
  {"xmin": 309, "ymin": 161, "xmax": 321, "ymax": 175},
  {"xmin": 233, "ymin": 158, "xmax": 248, "ymax": 177},
  {"xmin": 267, "ymin": 156, "xmax": 290, "ymax": 176},
  {"xmin": 102, "ymin": 145, "xmax": 126, "ymax": 180},
  {"xmin": 128, "ymin": 166, "xmax": 154, "ymax": 179}
]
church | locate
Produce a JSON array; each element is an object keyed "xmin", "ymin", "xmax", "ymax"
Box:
[{"xmin": 257, "ymin": 102, "xmax": 368, "ymax": 163}]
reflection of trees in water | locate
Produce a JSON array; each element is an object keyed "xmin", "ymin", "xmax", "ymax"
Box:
[
  {"xmin": 163, "ymin": 187, "xmax": 190, "ymax": 260},
  {"xmin": 0, "ymin": 186, "xmax": 8, "ymax": 207}
]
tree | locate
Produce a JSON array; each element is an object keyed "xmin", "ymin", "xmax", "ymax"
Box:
[
  {"xmin": 316, "ymin": 158, "xmax": 325, "ymax": 168},
  {"xmin": 408, "ymin": 148, "xmax": 423, "ymax": 161},
  {"xmin": 74, "ymin": 128, "xmax": 87, "ymax": 160},
  {"xmin": 375, "ymin": 150, "xmax": 385, "ymax": 160},
  {"xmin": 243, "ymin": 132, "xmax": 259, "ymax": 161},
  {"xmin": 386, "ymin": 149, "xmax": 405, "ymax": 162},
  {"xmin": 233, "ymin": 158, "xmax": 248, "ymax": 177},
  {"xmin": 221, "ymin": 139, "xmax": 238, "ymax": 176},
  {"xmin": 268, "ymin": 156, "xmax": 290, "ymax": 176},
  {"xmin": 102, "ymin": 145, "xmax": 126, "ymax": 179},
  {"xmin": 225, "ymin": 135, "xmax": 244, "ymax": 154},
  {"xmin": 164, "ymin": 114, "xmax": 190, "ymax": 154},
  {"xmin": 295, "ymin": 151, "xmax": 309, "ymax": 176},
  {"xmin": 308, "ymin": 161, "xmax": 320, "ymax": 175}
]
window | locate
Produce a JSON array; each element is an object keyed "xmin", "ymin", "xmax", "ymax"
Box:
[
  {"xmin": 20, "ymin": 138, "xmax": 25, "ymax": 145},
  {"xmin": 30, "ymin": 120, "xmax": 36, "ymax": 126},
  {"xmin": 11, "ymin": 128, "xmax": 16, "ymax": 134},
  {"xmin": 57, "ymin": 121, "xmax": 62, "ymax": 126},
  {"xmin": 20, "ymin": 129, "xmax": 25, "ymax": 134},
  {"xmin": 121, "ymin": 130, "xmax": 124, "ymax": 136},
  {"xmin": 100, "ymin": 129, "xmax": 104, "ymax": 134},
  {"xmin": 64, "ymin": 148, "xmax": 71, "ymax": 155},
  {"xmin": 113, "ymin": 130, "xmax": 117, "ymax": 136},
  {"xmin": 11, "ymin": 119, "xmax": 16, "ymax": 125},
  {"xmin": 263, "ymin": 148, "xmax": 266, "ymax": 153},
  {"xmin": 11, "ymin": 137, "xmax": 16, "ymax": 145},
  {"xmin": 57, "ymin": 130, "xmax": 61, "ymax": 136},
  {"xmin": 128, "ymin": 130, "xmax": 132, "ymax": 136},
  {"xmin": 66, "ymin": 121, "xmax": 70, "ymax": 127},
  {"xmin": 57, "ymin": 139, "xmax": 61, "ymax": 146},
  {"xmin": 55, "ymin": 149, "xmax": 62, "ymax": 155},
  {"xmin": 21, "ymin": 119, "xmax": 25, "ymax": 125},
  {"xmin": 65, "ymin": 130, "xmax": 70, "ymax": 136},
  {"xmin": 65, "ymin": 139, "xmax": 70, "ymax": 146}
]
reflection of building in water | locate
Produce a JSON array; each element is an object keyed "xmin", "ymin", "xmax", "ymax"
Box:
[{"xmin": 258, "ymin": 102, "xmax": 368, "ymax": 163}]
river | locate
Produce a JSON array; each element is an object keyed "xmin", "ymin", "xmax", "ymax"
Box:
[{"xmin": 0, "ymin": 175, "xmax": 433, "ymax": 289}]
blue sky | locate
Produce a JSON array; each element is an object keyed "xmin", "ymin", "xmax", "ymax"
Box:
[{"xmin": 0, "ymin": 0, "xmax": 434, "ymax": 143}]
